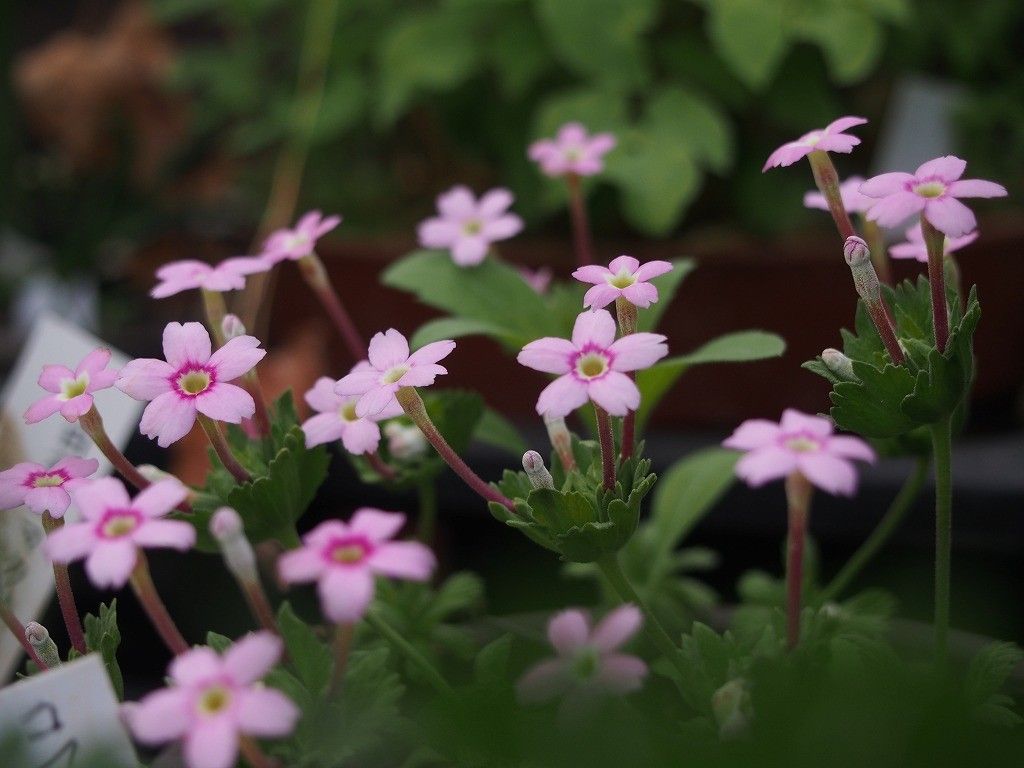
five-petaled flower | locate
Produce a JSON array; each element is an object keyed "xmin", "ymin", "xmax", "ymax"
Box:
[
  {"xmin": 151, "ymin": 258, "xmax": 269, "ymax": 299},
  {"xmin": 572, "ymin": 255, "xmax": 673, "ymax": 310},
  {"xmin": 260, "ymin": 210, "xmax": 341, "ymax": 265},
  {"xmin": 860, "ymin": 156, "xmax": 1007, "ymax": 238},
  {"xmin": 44, "ymin": 477, "xmax": 194, "ymax": 588},
  {"xmin": 528, "ymin": 122, "xmax": 617, "ymax": 178},
  {"xmin": 24, "ymin": 348, "xmax": 119, "ymax": 424},
  {"xmin": 301, "ymin": 370, "xmax": 402, "ymax": 453},
  {"xmin": 116, "ymin": 322, "xmax": 266, "ymax": 447},
  {"xmin": 124, "ymin": 632, "xmax": 298, "ymax": 768},
  {"xmin": 803, "ymin": 175, "xmax": 874, "ymax": 215},
  {"xmin": 517, "ymin": 310, "xmax": 668, "ymax": 418},
  {"xmin": 889, "ymin": 223, "xmax": 978, "ymax": 264},
  {"xmin": 0, "ymin": 457, "xmax": 98, "ymax": 517},
  {"xmin": 335, "ymin": 330, "xmax": 454, "ymax": 419},
  {"xmin": 762, "ymin": 116, "xmax": 867, "ymax": 171},
  {"xmin": 417, "ymin": 186, "xmax": 523, "ymax": 266},
  {"xmin": 277, "ymin": 509, "xmax": 436, "ymax": 623},
  {"xmin": 723, "ymin": 409, "xmax": 875, "ymax": 496}
]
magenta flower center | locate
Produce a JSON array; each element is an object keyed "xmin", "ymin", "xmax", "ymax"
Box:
[
  {"xmin": 606, "ymin": 270, "xmax": 636, "ymax": 289},
  {"xmin": 98, "ymin": 509, "xmax": 142, "ymax": 539},
  {"xmin": 573, "ymin": 347, "xmax": 612, "ymax": 381},
  {"xmin": 60, "ymin": 374, "xmax": 90, "ymax": 401},
  {"xmin": 326, "ymin": 536, "xmax": 372, "ymax": 565},
  {"xmin": 783, "ymin": 434, "xmax": 821, "ymax": 453},
  {"xmin": 174, "ymin": 365, "xmax": 216, "ymax": 397},
  {"xmin": 912, "ymin": 180, "xmax": 946, "ymax": 198},
  {"xmin": 27, "ymin": 470, "xmax": 70, "ymax": 489},
  {"xmin": 196, "ymin": 683, "xmax": 233, "ymax": 716},
  {"xmin": 381, "ymin": 365, "xmax": 409, "ymax": 385}
]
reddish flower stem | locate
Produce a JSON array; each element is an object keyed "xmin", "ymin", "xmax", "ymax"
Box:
[
  {"xmin": 129, "ymin": 553, "xmax": 189, "ymax": 656},
  {"xmin": 594, "ymin": 406, "xmax": 616, "ymax": 492},
  {"xmin": 1, "ymin": 604, "xmax": 48, "ymax": 670},
  {"xmin": 328, "ymin": 622, "xmax": 355, "ymax": 696},
  {"xmin": 785, "ymin": 472, "xmax": 813, "ymax": 650},
  {"xmin": 198, "ymin": 414, "xmax": 252, "ymax": 484},
  {"xmin": 298, "ymin": 253, "xmax": 365, "ymax": 362},
  {"xmin": 240, "ymin": 736, "xmax": 280, "ymax": 768},
  {"xmin": 566, "ymin": 174, "xmax": 595, "ymax": 267},
  {"xmin": 808, "ymin": 151, "xmax": 855, "ymax": 241},
  {"xmin": 366, "ymin": 451, "xmax": 397, "ymax": 481},
  {"xmin": 921, "ymin": 216, "xmax": 951, "ymax": 352},
  {"xmin": 41, "ymin": 513, "xmax": 87, "ymax": 655}
]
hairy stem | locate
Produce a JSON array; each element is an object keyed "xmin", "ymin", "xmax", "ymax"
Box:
[
  {"xmin": 1, "ymin": 604, "xmax": 48, "ymax": 670},
  {"xmin": 298, "ymin": 252, "xmax": 365, "ymax": 361},
  {"xmin": 921, "ymin": 216, "xmax": 951, "ymax": 352},
  {"xmin": 785, "ymin": 472, "xmax": 813, "ymax": 650},
  {"xmin": 417, "ymin": 480, "xmax": 438, "ymax": 544},
  {"xmin": 566, "ymin": 174, "xmax": 595, "ymax": 267},
  {"xmin": 328, "ymin": 623, "xmax": 355, "ymax": 696},
  {"xmin": 198, "ymin": 414, "xmax": 252, "ymax": 484},
  {"xmin": 129, "ymin": 554, "xmax": 189, "ymax": 656},
  {"xmin": 594, "ymin": 406, "xmax": 616, "ymax": 491},
  {"xmin": 808, "ymin": 151, "xmax": 855, "ymax": 241},
  {"xmin": 202, "ymin": 289, "xmax": 229, "ymax": 347},
  {"xmin": 41, "ymin": 513, "xmax": 87, "ymax": 655}
]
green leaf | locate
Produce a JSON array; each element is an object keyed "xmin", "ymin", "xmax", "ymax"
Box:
[
  {"xmin": 206, "ymin": 631, "xmax": 231, "ymax": 652},
  {"xmin": 83, "ymin": 601, "xmax": 123, "ymax": 699},
  {"xmin": 793, "ymin": 8, "xmax": 883, "ymax": 84},
  {"xmin": 473, "ymin": 408, "xmax": 528, "ymax": 456},
  {"xmin": 704, "ymin": 0, "xmax": 790, "ymax": 89},
  {"xmin": 410, "ymin": 317, "xmax": 516, "ymax": 350},
  {"xmin": 637, "ymin": 258, "xmax": 696, "ymax": 333},
  {"xmin": 474, "ymin": 635, "xmax": 513, "ymax": 688},
  {"xmin": 646, "ymin": 87, "xmax": 735, "ymax": 173},
  {"xmin": 651, "ymin": 448, "xmax": 738, "ymax": 556},
  {"xmin": 277, "ymin": 602, "xmax": 333, "ymax": 697}
]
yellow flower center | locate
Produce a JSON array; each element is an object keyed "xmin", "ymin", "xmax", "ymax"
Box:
[
  {"xmin": 463, "ymin": 219, "xmax": 482, "ymax": 235},
  {"xmin": 339, "ymin": 402, "xmax": 359, "ymax": 422},
  {"xmin": 197, "ymin": 685, "xmax": 233, "ymax": 716},
  {"xmin": 913, "ymin": 181, "xmax": 946, "ymax": 198},
  {"xmin": 382, "ymin": 365, "xmax": 409, "ymax": 385},
  {"xmin": 331, "ymin": 543, "xmax": 366, "ymax": 564},
  {"xmin": 607, "ymin": 270, "xmax": 636, "ymax": 289},
  {"xmin": 60, "ymin": 374, "xmax": 90, "ymax": 401},
  {"xmin": 33, "ymin": 473, "xmax": 66, "ymax": 488},
  {"xmin": 101, "ymin": 513, "xmax": 139, "ymax": 538},
  {"xmin": 785, "ymin": 436, "xmax": 820, "ymax": 453},
  {"xmin": 178, "ymin": 370, "xmax": 212, "ymax": 395},
  {"xmin": 575, "ymin": 352, "xmax": 609, "ymax": 380}
]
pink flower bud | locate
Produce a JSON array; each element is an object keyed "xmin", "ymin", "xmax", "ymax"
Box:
[
  {"xmin": 522, "ymin": 450, "xmax": 554, "ymax": 490},
  {"xmin": 210, "ymin": 507, "xmax": 257, "ymax": 585},
  {"xmin": 843, "ymin": 236, "xmax": 870, "ymax": 267},
  {"xmin": 221, "ymin": 313, "xmax": 247, "ymax": 340}
]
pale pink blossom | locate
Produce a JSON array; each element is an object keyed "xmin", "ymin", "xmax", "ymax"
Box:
[
  {"xmin": 44, "ymin": 477, "xmax": 194, "ymax": 588},
  {"xmin": 723, "ymin": 409, "xmax": 875, "ymax": 496},
  {"xmin": 861, "ymin": 156, "xmax": 1007, "ymax": 237},
  {"xmin": 889, "ymin": 223, "xmax": 978, "ymax": 263},
  {"xmin": 301, "ymin": 371, "xmax": 401, "ymax": 454},
  {"xmin": 24, "ymin": 348, "xmax": 119, "ymax": 424},
  {"xmin": 528, "ymin": 122, "xmax": 617, "ymax": 177},
  {"xmin": 519, "ymin": 266, "xmax": 553, "ymax": 294},
  {"xmin": 124, "ymin": 632, "xmax": 298, "ymax": 768},
  {"xmin": 116, "ymin": 322, "xmax": 265, "ymax": 447},
  {"xmin": 803, "ymin": 175, "xmax": 874, "ymax": 215},
  {"xmin": 151, "ymin": 258, "xmax": 269, "ymax": 299},
  {"xmin": 0, "ymin": 457, "xmax": 98, "ymax": 517},
  {"xmin": 260, "ymin": 210, "xmax": 341, "ymax": 265},
  {"xmin": 335, "ymin": 330, "xmax": 454, "ymax": 419},
  {"xmin": 277, "ymin": 509, "xmax": 436, "ymax": 623},
  {"xmin": 517, "ymin": 605, "xmax": 647, "ymax": 718},
  {"xmin": 762, "ymin": 116, "xmax": 868, "ymax": 171},
  {"xmin": 517, "ymin": 310, "xmax": 667, "ymax": 418},
  {"xmin": 417, "ymin": 186, "xmax": 523, "ymax": 266},
  {"xmin": 572, "ymin": 255, "xmax": 673, "ymax": 310}
]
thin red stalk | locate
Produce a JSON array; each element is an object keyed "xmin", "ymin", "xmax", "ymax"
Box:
[
  {"xmin": 298, "ymin": 253, "xmax": 365, "ymax": 361},
  {"xmin": 921, "ymin": 216, "xmax": 951, "ymax": 352},
  {"xmin": 129, "ymin": 554, "xmax": 189, "ymax": 656},
  {"xmin": 566, "ymin": 174, "xmax": 595, "ymax": 267},
  {"xmin": 594, "ymin": 406, "xmax": 616, "ymax": 492},
  {"xmin": 41, "ymin": 513, "xmax": 87, "ymax": 654},
  {"xmin": 1, "ymin": 604, "xmax": 48, "ymax": 670},
  {"xmin": 366, "ymin": 451, "xmax": 397, "ymax": 481},
  {"xmin": 328, "ymin": 623, "xmax": 355, "ymax": 696},
  {"xmin": 785, "ymin": 472, "xmax": 813, "ymax": 650},
  {"xmin": 808, "ymin": 151, "xmax": 855, "ymax": 241},
  {"xmin": 198, "ymin": 415, "xmax": 252, "ymax": 484}
]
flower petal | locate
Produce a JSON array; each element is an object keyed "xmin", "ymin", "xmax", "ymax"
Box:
[
  {"xmin": 195, "ymin": 383, "xmax": 256, "ymax": 424},
  {"xmin": 278, "ymin": 547, "xmax": 325, "ymax": 585},
  {"xmin": 947, "ymin": 179, "xmax": 1007, "ymax": 199},
  {"xmin": 208, "ymin": 336, "xmax": 266, "ymax": 381},
  {"xmin": 477, "ymin": 187, "xmax": 514, "ymax": 218},
  {"xmin": 24, "ymin": 395, "xmax": 63, "ymax": 424},
  {"xmin": 735, "ymin": 446, "xmax": 797, "ymax": 487},
  {"xmin": 235, "ymin": 687, "xmax": 299, "ymax": 737},
  {"xmin": 517, "ymin": 338, "xmax": 575, "ymax": 374},
  {"xmin": 536, "ymin": 375, "xmax": 589, "ymax": 418},
  {"xmin": 355, "ymin": 385, "xmax": 400, "ymax": 419},
  {"xmin": 859, "ymin": 172, "xmax": 914, "ymax": 198},
  {"xmin": 797, "ymin": 452, "xmax": 858, "ymax": 496},
  {"xmin": 131, "ymin": 479, "xmax": 188, "ymax": 518},
  {"xmin": 596, "ymin": 653, "xmax": 647, "ymax": 694},
  {"xmin": 302, "ymin": 412, "xmax": 345, "ymax": 448},
  {"xmin": 368, "ymin": 541, "xmax": 436, "ymax": 580},
  {"xmin": 44, "ymin": 522, "xmax": 96, "ymax": 563},
  {"xmin": 163, "ymin": 322, "xmax": 212, "ymax": 368},
  {"xmin": 481, "ymin": 214, "xmax": 523, "ymax": 241},
  {"xmin": 571, "ymin": 265, "xmax": 611, "ymax": 285},
  {"xmin": 582, "ymin": 283, "xmax": 620, "ymax": 310},
  {"xmin": 723, "ymin": 419, "xmax": 782, "ymax": 450},
  {"xmin": 590, "ymin": 604, "xmax": 642, "ymax": 653},
  {"xmin": 348, "ymin": 508, "xmax": 405, "ymax": 542},
  {"xmin": 318, "ymin": 567, "xmax": 375, "ymax": 623},
  {"xmin": 418, "ymin": 217, "xmax": 460, "ymax": 248},
  {"xmin": 548, "ymin": 610, "xmax": 590, "ymax": 655},
  {"xmin": 924, "ymin": 197, "xmax": 977, "ymax": 238},
  {"xmin": 223, "ymin": 632, "xmax": 283, "ymax": 684},
  {"xmin": 116, "ymin": 358, "xmax": 174, "ymax": 401},
  {"xmin": 437, "ymin": 185, "xmax": 476, "ymax": 218},
  {"xmin": 132, "ymin": 519, "xmax": 196, "ymax": 550},
  {"xmin": 304, "ymin": 377, "xmax": 343, "ymax": 413},
  {"xmin": 780, "ymin": 409, "xmax": 833, "ymax": 437},
  {"xmin": 826, "ymin": 436, "xmax": 876, "ymax": 463},
  {"xmin": 632, "ymin": 260, "xmax": 673, "ymax": 281},
  {"xmin": 571, "ymin": 309, "xmax": 617, "ymax": 348},
  {"xmin": 451, "ymin": 235, "xmax": 488, "ymax": 266},
  {"xmin": 367, "ymin": 329, "xmax": 410, "ymax": 370},
  {"xmin": 126, "ymin": 688, "xmax": 191, "ymax": 745},
  {"xmin": 38, "ymin": 364, "xmax": 75, "ymax": 392},
  {"xmin": 587, "ymin": 372, "xmax": 640, "ymax": 416},
  {"xmin": 824, "ymin": 115, "xmax": 868, "ymax": 135},
  {"xmin": 169, "ymin": 647, "xmax": 222, "ymax": 684},
  {"xmin": 915, "ymin": 155, "xmax": 966, "ymax": 181},
  {"xmin": 184, "ymin": 717, "xmax": 238, "ymax": 768},
  {"xmin": 866, "ymin": 192, "xmax": 926, "ymax": 228},
  {"xmin": 339, "ymin": 419, "xmax": 381, "ymax": 455},
  {"xmin": 516, "ymin": 658, "xmax": 572, "ymax": 704},
  {"xmin": 140, "ymin": 392, "xmax": 198, "ymax": 448},
  {"xmin": 85, "ymin": 539, "xmax": 138, "ymax": 588},
  {"xmin": 608, "ymin": 333, "xmax": 668, "ymax": 371},
  {"xmin": 407, "ymin": 340, "xmax": 456, "ymax": 366},
  {"xmin": 335, "ymin": 367, "xmax": 380, "ymax": 397},
  {"xmin": 607, "ymin": 255, "xmax": 640, "ymax": 274},
  {"xmin": 24, "ymin": 486, "xmax": 72, "ymax": 516},
  {"xmin": 73, "ymin": 477, "xmax": 130, "ymax": 520}
]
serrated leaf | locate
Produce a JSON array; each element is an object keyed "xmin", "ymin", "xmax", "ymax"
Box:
[
  {"xmin": 705, "ymin": 0, "xmax": 789, "ymax": 89},
  {"xmin": 84, "ymin": 601, "xmax": 123, "ymax": 699},
  {"xmin": 278, "ymin": 602, "xmax": 333, "ymax": 697}
]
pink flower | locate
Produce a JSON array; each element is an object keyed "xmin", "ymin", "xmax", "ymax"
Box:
[
  {"xmin": 417, "ymin": 186, "xmax": 523, "ymax": 266},
  {"xmin": 517, "ymin": 605, "xmax": 647, "ymax": 718},
  {"xmin": 277, "ymin": 509, "xmax": 436, "ymax": 623},
  {"xmin": 0, "ymin": 457, "xmax": 99, "ymax": 517},
  {"xmin": 517, "ymin": 310, "xmax": 668, "ymax": 418},
  {"xmin": 803, "ymin": 175, "xmax": 874, "ymax": 215},
  {"xmin": 889, "ymin": 223, "xmax": 978, "ymax": 263},
  {"xmin": 334, "ymin": 330, "xmax": 455, "ymax": 419},
  {"xmin": 301, "ymin": 371, "xmax": 402, "ymax": 453},
  {"xmin": 572, "ymin": 255, "xmax": 673, "ymax": 310},
  {"xmin": 124, "ymin": 632, "xmax": 298, "ymax": 768},
  {"xmin": 528, "ymin": 122, "xmax": 616, "ymax": 177},
  {"xmin": 151, "ymin": 257, "xmax": 269, "ymax": 299},
  {"xmin": 762, "ymin": 116, "xmax": 868, "ymax": 171},
  {"xmin": 24, "ymin": 348, "xmax": 119, "ymax": 424},
  {"xmin": 861, "ymin": 156, "xmax": 1007, "ymax": 237},
  {"xmin": 723, "ymin": 409, "xmax": 875, "ymax": 496},
  {"xmin": 44, "ymin": 477, "xmax": 194, "ymax": 588},
  {"xmin": 116, "ymin": 322, "xmax": 266, "ymax": 447},
  {"xmin": 260, "ymin": 210, "xmax": 341, "ymax": 265},
  {"xmin": 519, "ymin": 266, "xmax": 553, "ymax": 294}
]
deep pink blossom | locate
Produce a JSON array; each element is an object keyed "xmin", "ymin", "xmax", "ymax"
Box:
[
  {"xmin": 762, "ymin": 116, "xmax": 868, "ymax": 171},
  {"xmin": 260, "ymin": 210, "xmax": 341, "ymax": 265},
  {"xmin": 0, "ymin": 457, "xmax": 98, "ymax": 517},
  {"xmin": 335, "ymin": 330, "xmax": 454, "ymax": 419},
  {"xmin": 889, "ymin": 223, "xmax": 978, "ymax": 263},
  {"xmin": 301, "ymin": 370, "xmax": 401, "ymax": 454},
  {"xmin": 277, "ymin": 509, "xmax": 436, "ymax": 623},
  {"xmin": 116, "ymin": 322, "xmax": 265, "ymax": 447},
  {"xmin": 151, "ymin": 258, "xmax": 269, "ymax": 299},
  {"xmin": 528, "ymin": 122, "xmax": 616, "ymax": 177},
  {"xmin": 44, "ymin": 477, "xmax": 194, "ymax": 588},
  {"xmin": 803, "ymin": 175, "xmax": 874, "ymax": 215},
  {"xmin": 572, "ymin": 255, "xmax": 673, "ymax": 310},
  {"xmin": 861, "ymin": 156, "xmax": 1007, "ymax": 237},
  {"xmin": 124, "ymin": 632, "xmax": 298, "ymax": 768},
  {"xmin": 723, "ymin": 409, "xmax": 875, "ymax": 496},
  {"xmin": 417, "ymin": 186, "xmax": 523, "ymax": 266},
  {"xmin": 24, "ymin": 348, "xmax": 119, "ymax": 424},
  {"xmin": 517, "ymin": 310, "xmax": 667, "ymax": 418}
]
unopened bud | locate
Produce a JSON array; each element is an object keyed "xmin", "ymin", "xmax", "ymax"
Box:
[
  {"xmin": 843, "ymin": 236, "xmax": 870, "ymax": 267},
  {"xmin": 711, "ymin": 679, "xmax": 751, "ymax": 740},
  {"xmin": 543, "ymin": 414, "xmax": 575, "ymax": 471},
  {"xmin": 222, "ymin": 314, "xmax": 247, "ymax": 340},
  {"xmin": 522, "ymin": 450, "xmax": 555, "ymax": 490},
  {"xmin": 210, "ymin": 507, "xmax": 258, "ymax": 584},
  {"xmin": 25, "ymin": 622, "xmax": 61, "ymax": 668},
  {"xmin": 384, "ymin": 422, "xmax": 428, "ymax": 461},
  {"xmin": 821, "ymin": 348, "xmax": 857, "ymax": 382},
  {"xmin": 843, "ymin": 236, "xmax": 881, "ymax": 304}
]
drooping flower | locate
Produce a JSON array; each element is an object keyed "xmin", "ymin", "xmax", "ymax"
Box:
[
  {"xmin": 861, "ymin": 156, "xmax": 1007, "ymax": 237},
  {"xmin": 528, "ymin": 122, "xmax": 617, "ymax": 178},
  {"xmin": 889, "ymin": 222, "xmax": 978, "ymax": 263},
  {"xmin": 803, "ymin": 175, "xmax": 874, "ymax": 215},
  {"xmin": 124, "ymin": 632, "xmax": 298, "ymax": 768},
  {"xmin": 517, "ymin": 605, "xmax": 647, "ymax": 718},
  {"xmin": 260, "ymin": 210, "xmax": 341, "ymax": 265},
  {"xmin": 277, "ymin": 509, "xmax": 435, "ymax": 623},
  {"xmin": 519, "ymin": 266, "xmax": 553, "ymax": 294},
  {"xmin": 44, "ymin": 477, "xmax": 194, "ymax": 588},
  {"xmin": 301, "ymin": 371, "xmax": 401, "ymax": 453},
  {"xmin": 0, "ymin": 457, "xmax": 99, "ymax": 517},
  {"xmin": 572, "ymin": 255, "xmax": 673, "ymax": 310},
  {"xmin": 151, "ymin": 258, "xmax": 269, "ymax": 299},
  {"xmin": 762, "ymin": 116, "xmax": 868, "ymax": 171},
  {"xmin": 335, "ymin": 330, "xmax": 455, "ymax": 419},
  {"xmin": 723, "ymin": 409, "xmax": 875, "ymax": 496},
  {"xmin": 116, "ymin": 322, "xmax": 266, "ymax": 447},
  {"xmin": 24, "ymin": 348, "xmax": 119, "ymax": 424},
  {"xmin": 417, "ymin": 186, "xmax": 523, "ymax": 266},
  {"xmin": 517, "ymin": 310, "xmax": 667, "ymax": 418}
]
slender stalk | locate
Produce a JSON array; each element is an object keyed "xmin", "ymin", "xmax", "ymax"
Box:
[
  {"xmin": 820, "ymin": 458, "xmax": 930, "ymax": 603},
  {"xmin": 566, "ymin": 174, "xmax": 595, "ymax": 267},
  {"xmin": 807, "ymin": 151, "xmax": 855, "ymax": 241},
  {"xmin": 594, "ymin": 406, "xmax": 616, "ymax": 491},
  {"xmin": 129, "ymin": 554, "xmax": 189, "ymax": 656},
  {"xmin": 845, "ymin": 238, "xmax": 905, "ymax": 366},
  {"xmin": 1, "ymin": 604, "xmax": 48, "ymax": 670},
  {"xmin": 78, "ymin": 407, "xmax": 152, "ymax": 493},
  {"xmin": 240, "ymin": 372, "xmax": 272, "ymax": 439},
  {"xmin": 365, "ymin": 610, "xmax": 453, "ymax": 696},
  {"xmin": 244, "ymin": 582, "xmax": 279, "ymax": 636},
  {"xmin": 202, "ymin": 289, "xmax": 229, "ymax": 347},
  {"xmin": 931, "ymin": 415, "xmax": 953, "ymax": 665},
  {"xmin": 239, "ymin": 736, "xmax": 279, "ymax": 768},
  {"xmin": 921, "ymin": 216, "xmax": 951, "ymax": 352},
  {"xmin": 366, "ymin": 451, "xmax": 397, "ymax": 481},
  {"xmin": 41, "ymin": 513, "xmax": 87, "ymax": 654},
  {"xmin": 328, "ymin": 623, "xmax": 355, "ymax": 696},
  {"xmin": 785, "ymin": 472, "xmax": 812, "ymax": 650},
  {"xmin": 614, "ymin": 297, "xmax": 638, "ymax": 459},
  {"xmin": 417, "ymin": 480, "xmax": 438, "ymax": 543},
  {"xmin": 297, "ymin": 252, "xmax": 365, "ymax": 362},
  {"xmin": 197, "ymin": 414, "xmax": 252, "ymax": 484}
]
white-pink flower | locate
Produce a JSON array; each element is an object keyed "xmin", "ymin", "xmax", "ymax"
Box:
[
  {"xmin": 528, "ymin": 122, "xmax": 617, "ymax": 178},
  {"xmin": 277, "ymin": 509, "xmax": 436, "ymax": 623},
  {"xmin": 517, "ymin": 310, "xmax": 668, "ymax": 418},
  {"xmin": 860, "ymin": 156, "xmax": 1007, "ymax": 237},
  {"xmin": 124, "ymin": 632, "xmax": 298, "ymax": 768},
  {"xmin": 572, "ymin": 255, "xmax": 673, "ymax": 310},
  {"xmin": 803, "ymin": 175, "xmax": 874, "ymax": 215},
  {"xmin": 517, "ymin": 605, "xmax": 647, "ymax": 718},
  {"xmin": 260, "ymin": 210, "xmax": 341, "ymax": 265},
  {"xmin": 0, "ymin": 457, "xmax": 99, "ymax": 517},
  {"xmin": 24, "ymin": 348, "xmax": 119, "ymax": 424},
  {"xmin": 335, "ymin": 330, "xmax": 455, "ymax": 419},
  {"xmin": 762, "ymin": 116, "xmax": 868, "ymax": 171},
  {"xmin": 151, "ymin": 257, "xmax": 269, "ymax": 299},
  {"xmin": 116, "ymin": 322, "xmax": 266, "ymax": 447},
  {"xmin": 723, "ymin": 409, "xmax": 875, "ymax": 496},
  {"xmin": 417, "ymin": 186, "xmax": 523, "ymax": 266},
  {"xmin": 44, "ymin": 477, "xmax": 194, "ymax": 588},
  {"xmin": 889, "ymin": 223, "xmax": 978, "ymax": 263},
  {"xmin": 301, "ymin": 371, "xmax": 402, "ymax": 454}
]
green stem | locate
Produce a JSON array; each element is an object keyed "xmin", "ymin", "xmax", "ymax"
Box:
[
  {"xmin": 594, "ymin": 406, "xmax": 616, "ymax": 491},
  {"xmin": 202, "ymin": 289, "xmax": 228, "ymax": 347},
  {"xmin": 417, "ymin": 480, "xmax": 437, "ymax": 543},
  {"xmin": 365, "ymin": 610, "xmax": 453, "ymax": 696},
  {"xmin": 328, "ymin": 623, "xmax": 355, "ymax": 696},
  {"xmin": 931, "ymin": 415, "xmax": 953, "ymax": 665}
]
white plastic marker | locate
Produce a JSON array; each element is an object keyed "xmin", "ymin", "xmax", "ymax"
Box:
[
  {"xmin": 0, "ymin": 653, "xmax": 136, "ymax": 766},
  {"xmin": 0, "ymin": 314, "xmax": 142, "ymax": 680}
]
